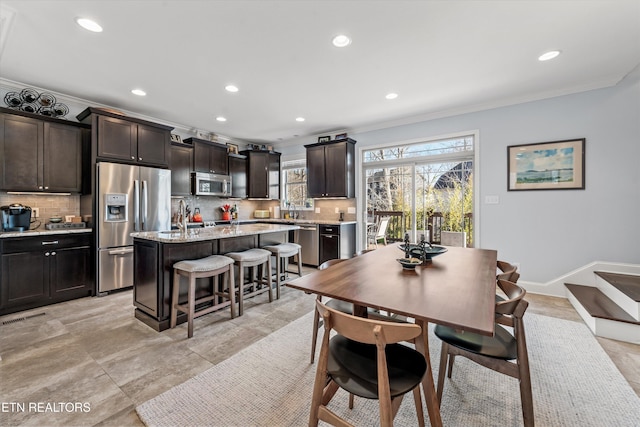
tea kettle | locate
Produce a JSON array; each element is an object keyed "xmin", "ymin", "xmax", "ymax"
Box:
[{"xmin": 192, "ymin": 208, "xmax": 202, "ymax": 222}]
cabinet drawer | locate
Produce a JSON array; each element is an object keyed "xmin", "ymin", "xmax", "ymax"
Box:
[
  {"xmin": 319, "ymin": 225, "xmax": 340, "ymax": 235},
  {"xmin": 2, "ymin": 233, "xmax": 92, "ymax": 253}
]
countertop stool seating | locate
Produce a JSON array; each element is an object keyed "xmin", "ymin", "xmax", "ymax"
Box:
[
  {"xmin": 170, "ymin": 255, "xmax": 235, "ymax": 339},
  {"xmin": 263, "ymin": 242, "xmax": 303, "ymax": 299},
  {"xmin": 309, "ymin": 300, "xmax": 427, "ymax": 427},
  {"xmin": 225, "ymin": 248, "xmax": 272, "ymax": 316},
  {"xmin": 434, "ymin": 279, "xmax": 533, "ymax": 427}
]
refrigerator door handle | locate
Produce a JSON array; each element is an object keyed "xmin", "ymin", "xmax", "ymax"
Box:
[
  {"xmin": 134, "ymin": 180, "xmax": 140, "ymax": 231},
  {"xmin": 142, "ymin": 180, "xmax": 148, "ymax": 230}
]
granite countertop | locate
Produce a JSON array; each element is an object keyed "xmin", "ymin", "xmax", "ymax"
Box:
[
  {"xmin": 253, "ymin": 218, "xmax": 357, "ymax": 226},
  {"xmin": 131, "ymin": 223, "xmax": 299, "ymax": 243},
  {"xmin": 0, "ymin": 227, "xmax": 93, "ymax": 238}
]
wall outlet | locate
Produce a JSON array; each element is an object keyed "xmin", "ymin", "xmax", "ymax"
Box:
[
  {"xmin": 315, "ymin": 207, "xmax": 321, "ymax": 214},
  {"xmin": 347, "ymin": 207, "xmax": 356, "ymax": 214},
  {"xmin": 32, "ymin": 207, "xmax": 39, "ymax": 218},
  {"xmin": 485, "ymin": 195, "xmax": 499, "ymax": 204},
  {"xmin": 335, "ymin": 207, "xmax": 340, "ymax": 213}
]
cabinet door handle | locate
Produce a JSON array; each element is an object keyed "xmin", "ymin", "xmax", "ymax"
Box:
[
  {"xmin": 42, "ymin": 240, "xmax": 59, "ymax": 245},
  {"xmin": 44, "ymin": 186, "xmax": 49, "ymax": 190},
  {"xmin": 38, "ymin": 186, "xmax": 43, "ymax": 189},
  {"xmin": 45, "ymin": 252, "xmax": 50, "ymax": 256},
  {"xmin": 51, "ymin": 251, "xmax": 56, "ymax": 256},
  {"xmin": 108, "ymin": 248, "xmax": 134, "ymax": 255},
  {"xmin": 139, "ymin": 157, "xmax": 142, "ymax": 161},
  {"xmin": 131, "ymin": 156, "xmax": 135, "ymax": 160}
]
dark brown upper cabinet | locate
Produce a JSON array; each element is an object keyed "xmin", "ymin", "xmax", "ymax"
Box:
[
  {"xmin": 228, "ymin": 154, "xmax": 248, "ymax": 198},
  {"xmin": 0, "ymin": 108, "xmax": 87, "ymax": 193},
  {"xmin": 77, "ymin": 107, "xmax": 173, "ymax": 168},
  {"xmin": 186, "ymin": 138, "xmax": 229, "ymax": 175},
  {"xmin": 239, "ymin": 150, "xmax": 281, "ymax": 199},
  {"xmin": 305, "ymin": 138, "xmax": 356, "ymax": 198},
  {"xmin": 169, "ymin": 142, "xmax": 193, "ymax": 196}
]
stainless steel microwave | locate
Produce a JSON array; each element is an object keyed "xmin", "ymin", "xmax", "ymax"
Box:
[{"xmin": 191, "ymin": 172, "xmax": 231, "ymax": 196}]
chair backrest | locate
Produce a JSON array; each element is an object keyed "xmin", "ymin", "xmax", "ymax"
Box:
[
  {"xmin": 497, "ymin": 260, "xmax": 520, "ymax": 283},
  {"xmin": 376, "ymin": 217, "xmax": 390, "ymax": 238},
  {"xmin": 316, "ymin": 299, "xmax": 422, "ymax": 345},
  {"xmin": 318, "ymin": 258, "xmax": 346, "ymax": 270},
  {"xmin": 495, "ymin": 279, "xmax": 526, "ymax": 317}
]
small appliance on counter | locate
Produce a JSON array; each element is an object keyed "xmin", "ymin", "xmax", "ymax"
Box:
[{"xmin": 1, "ymin": 204, "xmax": 32, "ymax": 232}]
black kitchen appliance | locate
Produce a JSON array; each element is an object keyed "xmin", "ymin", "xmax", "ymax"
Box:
[{"xmin": 1, "ymin": 204, "xmax": 32, "ymax": 232}]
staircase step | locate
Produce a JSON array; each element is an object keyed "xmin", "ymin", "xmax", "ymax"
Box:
[
  {"xmin": 565, "ymin": 283, "xmax": 640, "ymax": 325},
  {"xmin": 594, "ymin": 271, "xmax": 640, "ymax": 302}
]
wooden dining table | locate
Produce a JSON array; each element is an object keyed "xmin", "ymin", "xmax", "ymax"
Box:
[{"xmin": 287, "ymin": 243, "xmax": 498, "ymax": 427}]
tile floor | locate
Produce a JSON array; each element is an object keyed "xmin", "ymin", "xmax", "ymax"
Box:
[{"xmin": 1, "ymin": 268, "xmax": 638, "ymax": 426}]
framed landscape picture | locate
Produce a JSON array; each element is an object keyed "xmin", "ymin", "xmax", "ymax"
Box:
[{"xmin": 507, "ymin": 138, "xmax": 585, "ymax": 191}]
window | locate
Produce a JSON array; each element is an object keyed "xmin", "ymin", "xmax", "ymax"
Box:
[
  {"xmin": 362, "ymin": 134, "xmax": 475, "ymax": 246},
  {"xmin": 281, "ymin": 159, "xmax": 314, "ymax": 210}
]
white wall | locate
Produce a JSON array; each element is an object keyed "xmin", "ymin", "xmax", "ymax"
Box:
[{"xmin": 281, "ymin": 68, "xmax": 640, "ymax": 284}]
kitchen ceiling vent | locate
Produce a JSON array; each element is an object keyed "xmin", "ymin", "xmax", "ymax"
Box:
[{"xmin": 0, "ymin": 4, "xmax": 16, "ymax": 60}]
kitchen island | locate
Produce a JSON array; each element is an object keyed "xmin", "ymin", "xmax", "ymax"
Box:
[{"xmin": 131, "ymin": 223, "xmax": 299, "ymax": 331}]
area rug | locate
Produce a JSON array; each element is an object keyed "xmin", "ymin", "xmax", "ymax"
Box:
[{"xmin": 137, "ymin": 312, "xmax": 640, "ymax": 426}]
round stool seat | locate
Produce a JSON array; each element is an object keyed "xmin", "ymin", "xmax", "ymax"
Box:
[
  {"xmin": 264, "ymin": 242, "xmax": 301, "ymax": 258},
  {"xmin": 226, "ymin": 248, "xmax": 271, "ymax": 263},
  {"xmin": 174, "ymin": 255, "xmax": 234, "ymax": 273}
]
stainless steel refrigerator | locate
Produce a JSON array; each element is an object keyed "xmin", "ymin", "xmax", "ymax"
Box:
[{"xmin": 96, "ymin": 162, "xmax": 171, "ymax": 293}]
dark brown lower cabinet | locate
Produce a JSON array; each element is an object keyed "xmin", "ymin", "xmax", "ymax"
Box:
[{"xmin": 0, "ymin": 234, "xmax": 93, "ymax": 315}]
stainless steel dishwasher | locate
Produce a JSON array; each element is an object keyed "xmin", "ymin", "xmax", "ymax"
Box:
[{"xmin": 297, "ymin": 224, "xmax": 319, "ymax": 266}]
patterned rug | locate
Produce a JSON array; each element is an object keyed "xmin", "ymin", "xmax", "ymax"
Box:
[{"xmin": 137, "ymin": 312, "xmax": 640, "ymax": 426}]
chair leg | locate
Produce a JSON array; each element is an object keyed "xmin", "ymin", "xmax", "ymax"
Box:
[
  {"xmin": 310, "ymin": 295, "xmax": 322, "ymax": 363},
  {"xmin": 447, "ymin": 354, "xmax": 455, "ymax": 378},
  {"xmin": 170, "ymin": 269, "xmax": 181, "ymax": 328},
  {"xmin": 265, "ymin": 257, "xmax": 273, "ymax": 302},
  {"xmin": 237, "ymin": 263, "xmax": 245, "ymax": 316},
  {"xmin": 412, "ymin": 387, "xmax": 425, "ymax": 427},
  {"xmin": 226, "ymin": 267, "xmax": 236, "ymax": 319},
  {"xmin": 296, "ymin": 249, "xmax": 303, "ymax": 277},
  {"xmin": 274, "ymin": 254, "xmax": 282, "ymax": 300},
  {"xmin": 187, "ymin": 273, "xmax": 196, "ymax": 338},
  {"xmin": 517, "ymin": 320, "xmax": 534, "ymax": 427},
  {"xmin": 436, "ymin": 341, "xmax": 449, "ymax": 405}
]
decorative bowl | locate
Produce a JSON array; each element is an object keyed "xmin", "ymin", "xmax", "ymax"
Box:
[
  {"xmin": 49, "ymin": 217, "xmax": 63, "ymax": 223},
  {"xmin": 398, "ymin": 243, "xmax": 448, "ymax": 260},
  {"xmin": 396, "ymin": 257, "xmax": 422, "ymax": 269}
]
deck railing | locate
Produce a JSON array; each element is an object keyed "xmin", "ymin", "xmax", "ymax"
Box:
[{"xmin": 372, "ymin": 210, "xmax": 473, "ymax": 247}]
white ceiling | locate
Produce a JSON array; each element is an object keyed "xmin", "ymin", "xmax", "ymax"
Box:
[{"xmin": 1, "ymin": 1, "xmax": 639, "ymax": 146}]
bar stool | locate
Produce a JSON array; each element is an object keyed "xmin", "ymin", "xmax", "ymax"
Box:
[
  {"xmin": 170, "ymin": 254, "xmax": 235, "ymax": 338},
  {"xmin": 263, "ymin": 242, "xmax": 303, "ymax": 299},
  {"xmin": 225, "ymin": 248, "xmax": 272, "ymax": 316}
]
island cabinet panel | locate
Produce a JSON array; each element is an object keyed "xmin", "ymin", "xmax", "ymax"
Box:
[
  {"xmin": 131, "ymin": 224, "xmax": 298, "ymax": 331},
  {"xmin": 133, "ymin": 239, "xmax": 215, "ymax": 331}
]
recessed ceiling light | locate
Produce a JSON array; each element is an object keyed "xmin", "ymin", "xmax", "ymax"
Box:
[
  {"xmin": 76, "ymin": 18, "xmax": 103, "ymax": 33},
  {"xmin": 385, "ymin": 93, "xmax": 398, "ymax": 100},
  {"xmin": 538, "ymin": 50, "xmax": 561, "ymax": 61},
  {"xmin": 332, "ymin": 34, "xmax": 351, "ymax": 48},
  {"xmin": 295, "ymin": 117, "xmax": 305, "ymax": 122},
  {"xmin": 131, "ymin": 89, "xmax": 146, "ymax": 96},
  {"xmin": 216, "ymin": 116, "xmax": 227, "ymax": 122},
  {"xmin": 225, "ymin": 85, "xmax": 239, "ymax": 93}
]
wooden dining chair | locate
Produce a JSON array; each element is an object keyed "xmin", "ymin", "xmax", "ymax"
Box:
[
  {"xmin": 434, "ymin": 279, "xmax": 533, "ymax": 427},
  {"xmin": 310, "ymin": 259, "xmax": 407, "ymax": 363},
  {"xmin": 309, "ymin": 300, "xmax": 427, "ymax": 427},
  {"xmin": 496, "ymin": 260, "xmax": 520, "ymax": 302}
]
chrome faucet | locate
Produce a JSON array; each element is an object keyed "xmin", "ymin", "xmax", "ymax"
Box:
[
  {"xmin": 177, "ymin": 199, "xmax": 187, "ymax": 234},
  {"xmin": 288, "ymin": 203, "xmax": 298, "ymax": 219}
]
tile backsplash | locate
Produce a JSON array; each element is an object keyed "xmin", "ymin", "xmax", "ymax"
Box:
[{"xmin": 0, "ymin": 194, "xmax": 80, "ymax": 225}]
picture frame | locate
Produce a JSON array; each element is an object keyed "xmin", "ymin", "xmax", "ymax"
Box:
[
  {"xmin": 170, "ymin": 134, "xmax": 182, "ymax": 143},
  {"xmin": 227, "ymin": 143, "xmax": 239, "ymax": 155},
  {"xmin": 507, "ymin": 138, "xmax": 585, "ymax": 191},
  {"xmin": 335, "ymin": 132, "xmax": 347, "ymax": 140},
  {"xmin": 318, "ymin": 135, "xmax": 331, "ymax": 143}
]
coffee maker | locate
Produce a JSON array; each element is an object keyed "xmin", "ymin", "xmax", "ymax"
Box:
[{"xmin": 1, "ymin": 204, "xmax": 32, "ymax": 232}]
